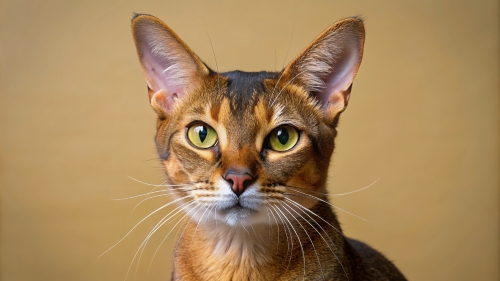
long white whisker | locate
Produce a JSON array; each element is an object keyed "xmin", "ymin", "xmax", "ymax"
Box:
[
  {"xmin": 147, "ymin": 201, "xmax": 201, "ymax": 272},
  {"xmin": 113, "ymin": 189, "xmax": 178, "ymax": 201},
  {"xmin": 329, "ymin": 179, "xmax": 380, "ymax": 196},
  {"xmin": 285, "ymin": 188, "xmax": 367, "ymax": 221},
  {"xmin": 272, "ymin": 205, "xmax": 305, "ymax": 280},
  {"xmin": 128, "ymin": 193, "xmax": 188, "ymax": 218},
  {"xmin": 267, "ymin": 207, "xmax": 280, "ymax": 247},
  {"xmin": 269, "ymin": 26, "xmax": 294, "ymax": 105},
  {"xmin": 250, "ymin": 224, "xmax": 259, "ymax": 238},
  {"xmin": 206, "ymin": 31, "xmax": 221, "ymax": 95},
  {"xmin": 282, "ymin": 26, "xmax": 294, "ymax": 69},
  {"xmin": 131, "ymin": 200, "xmax": 195, "ymax": 280},
  {"xmin": 266, "ymin": 206, "xmax": 272, "ymax": 240},
  {"xmin": 127, "ymin": 176, "xmax": 194, "ymax": 188},
  {"xmin": 270, "ymin": 70, "xmax": 308, "ymax": 107},
  {"xmin": 173, "ymin": 203, "xmax": 206, "ymax": 254},
  {"xmin": 285, "ymin": 198, "xmax": 343, "ymax": 236},
  {"xmin": 98, "ymin": 195, "xmax": 193, "ymax": 258},
  {"xmin": 272, "ymin": 205, "xmax": 293, "ymax": 267},
  {"xmin": 281, "ymin": 203, "xmax": 325, "ymax": 281},
  {"xmin": 188, "ymin": 205, "xmax": 210, "ymax": 250},
  {"xmin": 241, "ymin": 221, "xmax": 250, "ymax": 235},
  {"xmin": 283, "ymin": 201, "xmax": 350, "ymax": 281}
]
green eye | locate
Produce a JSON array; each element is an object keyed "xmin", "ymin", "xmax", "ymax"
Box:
[
  {"xmin": 187, "ymin": 123, "xmax": 218, "ymax": 148},
  {"xmin": 268, "ymin": 126, "xmax": 299, "ymax": 152}
]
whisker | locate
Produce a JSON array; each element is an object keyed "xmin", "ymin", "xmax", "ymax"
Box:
[
  {"xmin": 269, "ymin": 71, "xmax": 285, "ymax": 108},
  {"xmin": 250, "ymin": 224, "xmax": 259, "ymax": 238},
  {"xmin": 205, "ymin": 31, "xmax": 221, "ymax": 95},
  {"xmin": 266, "ymin": 206, "xmax": 272, "ymax": 240},
  {"xmin": 274, "ymin": 48, "xmax": 277, "ymax": 72},
  {"xmin": 272, "ymin": 205, "xmax": 305, "ymax": 280},
  {"xmin": 206, "ymin": 204, "xmax": 216, "ymax": 224},
  {"xmin": 269, "ymin": 26, "xmax": 294, "ymax": 106},
  {"xmin": 281, "ymin": 202, "xmax": 325, "ymax": 281},
  {"xmin": 282, "ymin": 186, "xmax": 331, "ymax": 196},
  {"xmin": 173, "ymin": 203, "xmax": 206, "ymax": 255},
  {"xmin": 284, "ymin": 198, "xmax": 343, "ymax": 236},
  {"xmin": 147, "ymin": 201, "xmax": 201, "ymax": 273},
  {"xmin": 114, "ymin": 188, "xmax": 194, "ymax": 201},
  {"xmin": 127, "ymin": 176, "xmax": 195, "ymax": 188},
  {"xmin": 266, "ymin": 207, "xmax": 281, "ymax": 254},
  {"xmin": 127, "ymin": 194, "xmax": 175, "ymax": 221},
  {"xmin": 270, "ymin": 70, "xmax": 308, "ymax": 107},
  {"xmin": 329, "ymin": 179, "xmax": 379, "ymax": 196},
  {"xmin": 132, "ymin": 200, "xmax": 196, "ymax": 280},
  {"xmin": 127, "ymin": 190, "xmax": 196, "ymax": 220},
  {"xmin": 141, "ymin": 157, "xmax": 161, "ymax": 163},
  {"xmin": 283, "ymin": 201, "xmax": 349, "ymax": 281},
  {"xmin": 98, "ymin": 194, "xmax": 193, "ymax": 258},
  {"xmin": 283, "ymin": 202, "xmax": 349, "ymax": 281},
  {"xmin": 271, "ymin": 178, "xmax": 379, "ymax": 197},
  {"xmin": 282, "ymin": 25, "xmax": 294, "ymax": 69},
  {"xmin": 266, "ymin": 206, "xmax": 280, "ymax": 245},
  {"xmin": 188, "ymin": 205, "xmax": 210, "ymax": 250},
  {"xmin": 215, "ymin": 205, "xmax": 218, "ymax": 226},
  {"xmin": 272, "ymin": 205, "xmax": 293, "ymax": 268},
  {"xmin": 284, "ymin": 188, "xmax": 367, "ymax": 221},
  {"xmin": 241, "ymin": 221, "xmax": 250, "ymax": 235}
]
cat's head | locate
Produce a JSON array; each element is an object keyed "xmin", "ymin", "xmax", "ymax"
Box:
[{"xmin": 131, "ymin": 14, "xmax": 364, "ymax": 227}]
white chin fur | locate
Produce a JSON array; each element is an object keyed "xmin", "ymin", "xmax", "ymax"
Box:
[{"xmin": 186, "ymin": 181, "xmax": 276, "ymax": 227}]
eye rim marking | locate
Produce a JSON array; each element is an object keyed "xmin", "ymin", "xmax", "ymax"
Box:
[
  {"xmin": 186, "ymin": 121, "xmax": 218, "ymax": 149},
  {"xmin": 266, "ymin": 125, "xmax": 300, "ymax": 152}
]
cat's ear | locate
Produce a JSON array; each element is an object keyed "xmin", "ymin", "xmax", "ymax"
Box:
[
  {"xmin": 131, "ymin": 14, "xmax": 209, "ymax": 118},
  {"xmin": 282, "ymin": 17, "xmax": 365, "ymax": 124}
]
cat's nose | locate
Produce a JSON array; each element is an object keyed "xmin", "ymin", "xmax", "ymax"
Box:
[{"xmin": 223, "ymin": 169, "xmax": 254, "ymax": 197}]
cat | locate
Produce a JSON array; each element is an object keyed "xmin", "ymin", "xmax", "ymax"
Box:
[{"xmin": 131, "ymin": 13, "xmax": 407, "ymax": 281}]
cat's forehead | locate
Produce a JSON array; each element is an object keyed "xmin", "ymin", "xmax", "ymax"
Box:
[
  {"xmin": 222, "ymin": 71, "xmax": 278, "ymax": 99},
  {"xmin": 178, "ymin": 69, "xmax": 321, "ymax": 131}
]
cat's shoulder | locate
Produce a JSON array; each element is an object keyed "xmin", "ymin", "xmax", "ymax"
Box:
[{"xmin": 347, "ymin": 238, "xmax": 407, "ymax": 281}]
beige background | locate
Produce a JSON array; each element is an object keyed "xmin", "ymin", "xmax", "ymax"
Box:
[{"xmin": 1, "ymin": 0, "xmax": 498, "ymax": 280}]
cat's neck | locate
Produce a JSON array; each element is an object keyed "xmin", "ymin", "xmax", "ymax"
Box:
[{"xmin": 172, "ymin": 203, "xmax": 350, "ymax": 281}]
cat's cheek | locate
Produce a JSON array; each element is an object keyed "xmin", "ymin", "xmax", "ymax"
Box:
[
  {"xmin": 164, "ymin": 150, "xmax": 190, "ymax": 184},
  {"xmin": 286, "ymin": 159, "xmax": 321, "ymax": 189}
]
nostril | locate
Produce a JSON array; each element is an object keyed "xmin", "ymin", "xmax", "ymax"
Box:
[{"xmin": 242, "ymin": 179, "xmax": 252, "ymax": 188}]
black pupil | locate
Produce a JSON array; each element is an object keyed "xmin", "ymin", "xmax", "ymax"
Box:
[
  {"xmin": 276, "ymin": 128, "xmax": 289, "ymax": 145},
  {"xmin": 196, "ymin": 126, "xmax": 208, "ymax": 142}
]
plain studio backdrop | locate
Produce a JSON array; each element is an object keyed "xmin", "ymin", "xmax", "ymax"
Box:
[{"xmin": 1, "ymin": 0, "xmax": 498, "ymax": 280}]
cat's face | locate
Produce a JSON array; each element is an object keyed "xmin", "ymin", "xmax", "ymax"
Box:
[
  {"xmin": 131, "ymin": 14, "xmax": 364, "ymax": 227},
  {"xmin": 155, "ymin": 72, "xmax": 336, "ymax": 225}
]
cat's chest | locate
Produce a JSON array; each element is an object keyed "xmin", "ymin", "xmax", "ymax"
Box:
[{"xmin": 173, "ymin": 224, "xmax": 279, "ymax": 281}]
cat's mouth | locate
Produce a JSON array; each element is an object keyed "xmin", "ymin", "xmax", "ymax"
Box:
[
  {"xmin": 220, "ymin": 206, "xmax": 254, "ymax": 226},
  {"xmin": 220, "ymin": 200, "xmax": 256, "ymax": 212}
]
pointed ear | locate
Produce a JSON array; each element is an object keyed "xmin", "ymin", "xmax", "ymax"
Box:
[
  {"xmin": 131, "ymin": 14, "xmax": 209, "ymax": 118},
  {"xmin": 282, "ymin": 17, "xmax": 365, "ymax": 124}
]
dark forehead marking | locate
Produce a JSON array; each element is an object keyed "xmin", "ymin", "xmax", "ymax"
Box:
[{"xmin": 220, "ymin": 70, "xmax": 279, "ymax": 111}]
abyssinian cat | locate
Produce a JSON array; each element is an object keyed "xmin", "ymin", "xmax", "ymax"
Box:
[{"xmin": 131, "ymin": 13, "xmax": 406, "ymax": 281}]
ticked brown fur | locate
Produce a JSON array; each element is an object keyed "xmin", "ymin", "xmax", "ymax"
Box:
[{"xmin": 131, "ymin": 13, "xmax": 406, "ymax": 281}]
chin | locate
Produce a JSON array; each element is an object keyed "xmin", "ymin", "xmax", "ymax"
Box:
[
  {"xmin": 222, "ymin": 206, "xmax": 253, "ymax": 226},
  {"xmin": 220, "ymin": 205, "xmax": 272, "ymax": 227}
]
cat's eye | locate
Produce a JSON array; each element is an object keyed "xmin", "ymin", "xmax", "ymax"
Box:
[
  {"xmin": 187, "ymin": 123, "xmax": 218, "ymax": 149},
  {"xmin": 267, "ymin": 126, "xmax": 299, "ymax": 152}
]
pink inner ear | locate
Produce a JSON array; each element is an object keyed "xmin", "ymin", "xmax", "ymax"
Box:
[
  {"xmin": 142, "ymin": 50, "xmax": 186, "ymax": 101},
  {"xmin": 316, "ymin": 46, "xmax": 359, "ymax": 106}
]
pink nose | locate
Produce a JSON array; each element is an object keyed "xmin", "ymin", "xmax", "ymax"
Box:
[{"xmin": 224, "ymin": 171, "xmax": 254, "ymax": 197}]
